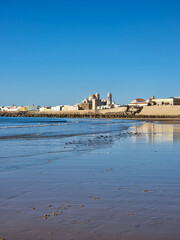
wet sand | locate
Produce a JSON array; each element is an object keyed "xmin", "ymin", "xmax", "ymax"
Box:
[{"xmin": 0, "ymin": 121, "xmax": 180, "ymax": 240}]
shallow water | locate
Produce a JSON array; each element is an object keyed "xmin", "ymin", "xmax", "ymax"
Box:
[
  {"xmin": 0, "ymin": 117, "xmax": 180, "ymax": 240},
  {"xmin": 0, "ymin": 117, "xmax": 139, "ymax": 173}
]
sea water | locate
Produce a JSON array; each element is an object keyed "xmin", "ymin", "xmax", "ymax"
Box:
[{"xmin": 0, "ymin": 117, "xmax": 139, "ymax": 173}]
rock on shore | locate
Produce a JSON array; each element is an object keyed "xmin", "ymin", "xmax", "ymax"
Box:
[{"xmin": 0, "ymin": 109, "xmax": 180, "ymax": 119}]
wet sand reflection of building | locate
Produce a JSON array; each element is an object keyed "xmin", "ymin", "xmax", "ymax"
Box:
[{"xmin": 132, "ymin": 122, "xmax": 180, "ymax": 143}]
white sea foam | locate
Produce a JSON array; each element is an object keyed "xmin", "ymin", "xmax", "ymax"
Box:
[{"xmin": 0, "ymin": 122, "xmax": 78, "ymax": 129}]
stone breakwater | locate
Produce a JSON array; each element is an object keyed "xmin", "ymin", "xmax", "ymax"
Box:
[{"xmin": 0, "ymin": 110, "xmax": 180, "ymax": 119}]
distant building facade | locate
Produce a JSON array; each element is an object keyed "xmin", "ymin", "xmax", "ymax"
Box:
[
  {"xmin": 1, "ymin": 106, "xmax": 19, "ymax": 111},
  {"xmin": 128, "ymin": 98, "xmax": 149, "ymax": 106},
  {"xmin": 39, "ymin": 106, "xmax": 51, "ymax": 112},
  {"xmin": 25, "ymin": 105, "xmax": 38, "ymax": 111},
  {"xmin": 62, "ymin": 105, "xmax": 80, "ymax": 111},
  {"xmin": 129, "ymin": 96, "xmax": 180, "ymax": 106},
  {"xmin": 151, "ymin": 97, "xmax": 180, "ymax": 106},
  {"xmin": 51, "ymin": 105, "xmax": 63, "ymax": 111},
  {"xmin": 107, "ymin": 92, "xmax": 112, "ymax": 105}
]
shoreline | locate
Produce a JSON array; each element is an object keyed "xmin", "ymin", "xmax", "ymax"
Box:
[{"xmin": 0, "ymin": 111, "xmax": 180, "ymax": 121}]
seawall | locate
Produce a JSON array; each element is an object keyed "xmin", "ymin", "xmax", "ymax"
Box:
[{"xmin": 138, "ymin": 106, "xmax": 180, "ymax": 116}]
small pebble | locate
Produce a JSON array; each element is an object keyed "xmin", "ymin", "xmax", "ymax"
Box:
[
  {"xmin": 127, "ymin": 212, "xmax": 136, "ymax": 215},
  {"xmin": 52, "ymin": 212, "xmax": 58, "ymax": 216},
  {"xmin": 40, "ymin": 214, "xmax": 50, "ymax": 219},
  {"xmin": 89, "ymin": 196, "xmax": 100, "ymax": 200}
]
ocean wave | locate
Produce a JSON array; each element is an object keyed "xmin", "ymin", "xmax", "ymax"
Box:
[
  {"xmin": 0, "ymin": 122, "xmax": 76, "ymax": 129},
  {"xmin": 0, "ymin": 127, "xmax": 129, "ymax": 140}
]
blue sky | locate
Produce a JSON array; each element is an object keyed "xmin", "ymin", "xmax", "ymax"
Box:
[{"xmin": 0, "ymin": 0, "xmax": 180, "ymax": 106}]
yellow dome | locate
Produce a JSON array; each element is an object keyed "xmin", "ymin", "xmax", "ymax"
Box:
[{"xmin": 89, "ymin": 94, "xmax": 96, "ymax": 101}]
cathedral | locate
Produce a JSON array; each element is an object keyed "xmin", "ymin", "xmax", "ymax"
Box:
[{"xmin": 78, "ymin": 92, "xmax": 113, "ymax": 110}]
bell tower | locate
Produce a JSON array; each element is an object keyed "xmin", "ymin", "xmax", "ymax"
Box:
[
  {"xmin": 107, "ymin": 92, "xmax": 112, "ymax": 105},
  {"xmin": 95, "ymin": 92, "xmax": 100, "ymax": 99}
]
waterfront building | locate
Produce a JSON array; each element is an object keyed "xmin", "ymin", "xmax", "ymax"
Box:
[
  {"xmin": 78, "ymin": 92, "xmax": 113, "ymax": 110},
  {"xmin": 1, "ymin": 106, "xmax": 19, "ymax": 111},
  {"xmin": 129, "ymin": 95, "xmax": 180, "ymax": 106},
  {"xmin": 151, "ymin": 97, "xmax": 180, "ymax": 106},
  {"xmin": 25, "ymin": 105, "xmax": 38, "ymax": 111},
  {"xmin": 19, "ymin": 106, "xmax": 26, "ymax": 111},
  {"xmin": 128, "ymin": 98, "xmax": 149, "ymax": 106},
  {"xmin": 39, "ymin": 106, "xmax": 51, "ymax": 112},
  {"xmin": 107, "ymin": 92, "xmax": 112, "ymax": 105},
  {"xmin": 62, "ymin": 105, "xmax": 80, "ymax": 111},
  {"xmin": 51, "ymin": 105, "xmax": 63, "ymax": 111}
]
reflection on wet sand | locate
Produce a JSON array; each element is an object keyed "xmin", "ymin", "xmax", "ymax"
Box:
[{"xmin": 132, "ymin": 122, "xmax": 180, "ymax": 143}]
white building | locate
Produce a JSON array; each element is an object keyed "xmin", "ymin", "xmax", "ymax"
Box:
[
  {"xmin": 128, "ymin": 95, "xmax": 180, "ymax": 106},
  {"xmin": 62, "ymin": 105, "xmax": 80, "ymax": 111},
  {"xmin": 51, "ymin": 105, "xmax": 63, "ymax": 111},
  {"xmin": 3, "ymin": 106, "xmax": 19, "ymax": 111},
  {"xmin": 128, "ymin": 98, "xmax": 149, "ymax": 106}
]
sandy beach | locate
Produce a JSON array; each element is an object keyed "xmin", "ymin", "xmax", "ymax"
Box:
[{"xmin": 0, "ymin": 118, "xmax": 180, "ymax": 240}]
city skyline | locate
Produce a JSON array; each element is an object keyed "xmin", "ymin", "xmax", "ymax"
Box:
[
  {"xmin": 1, "ymin": 0, "xmax": 180, "ymax": 106},
  {"xmin": 1, "ymin": 92, "xmax": 180, "ymax": 110}
]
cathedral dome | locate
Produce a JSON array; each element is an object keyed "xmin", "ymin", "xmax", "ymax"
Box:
[{"xmin": 89, "ymin": 94, "xmax": 96, "ymax": 101}]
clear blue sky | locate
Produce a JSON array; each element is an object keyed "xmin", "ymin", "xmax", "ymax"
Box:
[{"xmin": 0, "ymin": 0, "xmax": 180, "ymax": 106}]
